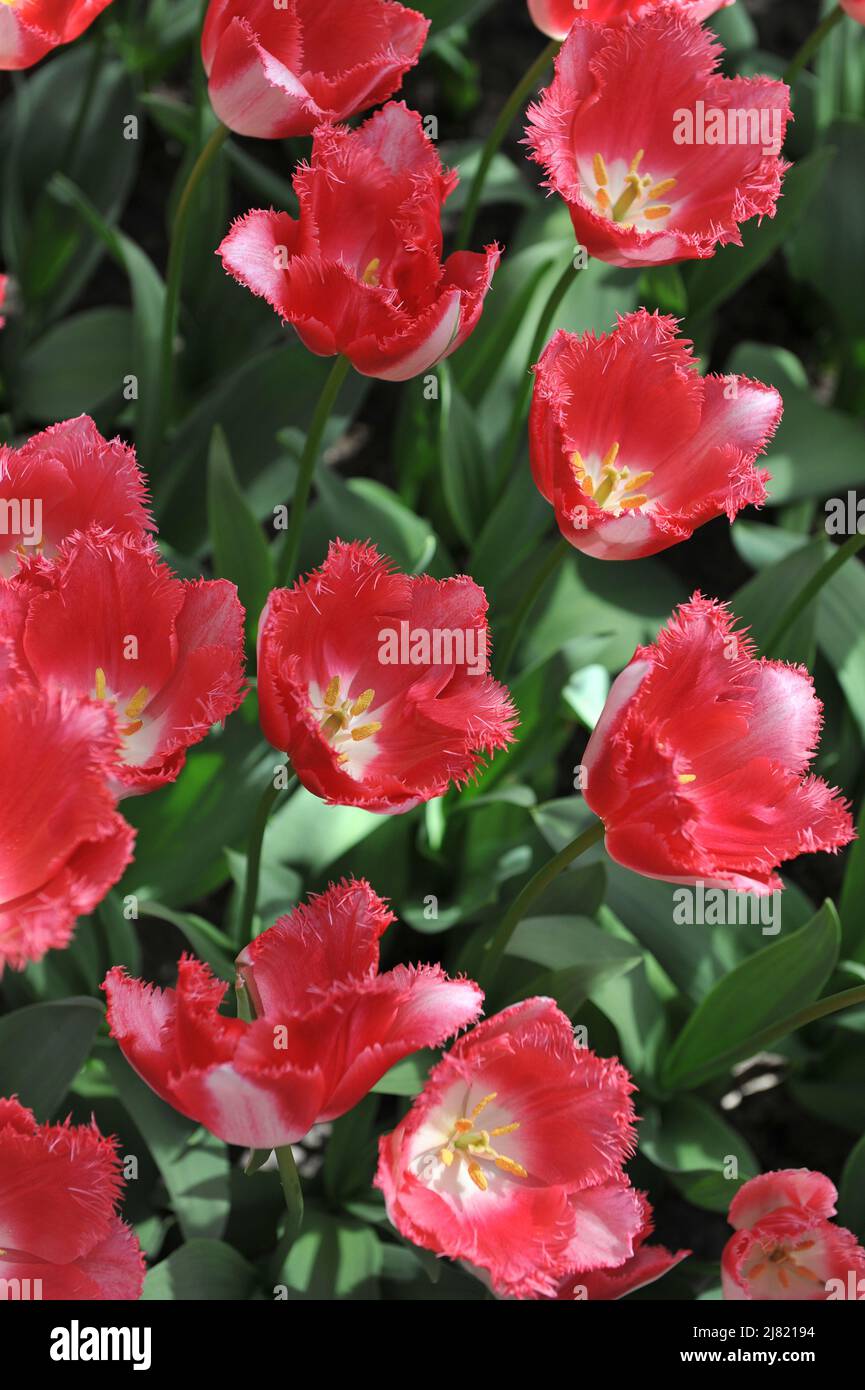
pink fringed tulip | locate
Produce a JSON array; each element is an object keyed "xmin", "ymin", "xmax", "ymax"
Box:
[
  {"xmin": 528, "ymin": 0, "xmax": 732, "ymax": 43},
  {"xmin": 218, "ymin": 103, "xmax": 499, "ymax": 381},
  {"xmin": 530, "ymin": 311, "xmax": 782, "ymax": 560},
  {"xmin": 201, "ymin": 0, "xmax": 429, "ymax": 139},
  {"xmin": 0, "ymin": 0, "xmax": 113, "ymax": 70},
  {"xmin": 552, "ymin": 1193, "xmax": 689, "ymax": 1299},
  {"xmin": 375, "ymin": 998, "xmax": 646, "ymax": 1300},
  {"xmin": 722, "ymin": 1170, "xmax": 865, "ymax": 1301},
  {"xmin": 0, "ymin": 1097, "xmax": 144, "ymax": 1299},
  {"xmin": 526, "ymin": 9, "xmax": 791, "ymax": 267},
  {"xmin": 0, "ymin": 416, "xmax": 154, "ymax": 577},
  {"xmin": 0, "ymin": 682, "xmax": 133, "ymax": 973},
  {"xmin": 582, "ymin": 595, "xmax": 855, "ymax": 893},
  {"xmin": 105, "ymin": 880, "xmax": 483, "ymax": 1149}
]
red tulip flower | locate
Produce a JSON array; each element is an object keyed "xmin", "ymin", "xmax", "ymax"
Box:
[
  {"xmin": 0, "ymin": 0, "xmax": 113, "ymax": 70},
  {"xmin": 722, "ymin": 1170, "xmax": 865, "ymax": 1301},
  {"xmin": 0, "ymin": 1097, "xmax": 144, "ymax": 1298},
  {"xmin": 0, "ymin": 416, "xmax": 154, "ymax": 577},
  {"xmin": 201, "ymin": 0, "xmax": 429, "ymax": 139},
  {"xmin": 0, "ymin": 530, "xmax": 246, "ymax": 795},
  {"xmin": 256, "ymin": 540, "xmax": 517, "ymax": 814},
  {"xmin": 582, "ymin": 594, "xmax": 854, "ymax": 894},
  {"xmin": 526, "ymin": 10, "xmax": 791, "ymax": 268},
  {"xmin": 530, "ymin": 311, "xmax": 782, "ymax": 561},
  {"xmin": 218, "ymin": 102, "xmax": 500, "ymax": 381},
  {"xmin": 375, "ymin": 997, "xmax": 645, "ymax": 1300},
  {"xmin": 528, "ymin": 0, "xmax": 731, "ymax": 42},
  {"xmin": 0, "ymin": 681, "xmax": 133, "ymax": 973},
  {"xmin": 552, "ymin": 1192, "xmax": 689, "ymax": 1299},
  {"xmin": 104, "ymin": 880, "xmax": 483, "ymax": 1149}
]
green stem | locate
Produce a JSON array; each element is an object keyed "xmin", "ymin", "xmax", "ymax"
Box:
[
  {"xmin": 456, "ymin": 38, "xmax": 559, "ymax": 251},
  {"xmin": 499, "ymin": 538, "xmax": 568, "ymax": 677},
  {"xmin": 158, "ymin": 122, "xmax": 229, "ymax": 441},
  {"xmin": 237, "ymin": 766, "xmax": 297, "ymax": 945},
  {"xmin": 762, "ymin": 531, "xmax": 865, "ymax": 656},
  {"xmin": 497, "ymin": 256, "xmax": 578, "ymax": 487},
  {"xmin": 275, "ymin": 355, "xmax": 352, "ymax": 587},
  {"xmin": 783, "ymin": 4, "xmax": 844, "ymax": 85},
  {"xmin": 275, "ymin": 1143, "xmax": 305, "ymax": 1242},
  {"xmin": 484, "ymin": 819, "xmax": 605, "ymax": 975}
]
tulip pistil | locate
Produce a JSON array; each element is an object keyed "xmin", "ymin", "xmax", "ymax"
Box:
[{"xmin": 591, "ymin": 149, "xmax": 677, "ymax": 229}]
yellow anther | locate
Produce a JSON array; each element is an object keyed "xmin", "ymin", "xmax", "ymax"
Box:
[
  {"xmin": 120, "ymin": 720, "xmax": 143, "ymax": 737},
  {"xmin": 649, "ymin": 178, "xmax": 677, "ymax": 199},
  {"xmin": 601, "ymin": 441, "xmax": 620, "ymax": 470},
  {"xmin": 596, "ymin": 188, "xmax": 611, "ymax": 212},
  {"xmin": 495, "ymin": 1156, "xmax": 528, "ymax": 1178},
  {"xmin": 629, "ymin": 148, "xmax": 645, "ymax": 174},
  {"xmin": 94, "ymin": 667, "xmax": 107, "ymax": 701},
  {"xmin": 593, "ymin": 153, "xmax": 608, "ymax": 187},
  {"xmin": 644, "ymin": 204, "xmax": 672, "ymax": 221},
  {"xmin": 470, "ymin": 1092, "xmax": 497, "ymax": 1121},
  {"xmin": 625, "ymin": 470, "xmax": 654, "ymax": 492},
  {"xmin": 678, "ymin": 773, "xmax": 697, "ymax": 784},
  {"xmin": 350, "ymin": 688, "xmax": 375, "ymax": 717},
  {"xmin": 322, "ymin": 711, "xmax": 347, "ymax": 738},
  {"xmin": 361, "ymin": 258, "xmax": 381, "ymax": 286},
  {"xmin": 324, "ymin": 676, "xmax": 341, "ymax": 707},
  {"xmin": 579, "ymin": 471, "xmax": 595, "ymax": 498},
  {"xmin": 439, "ymin": 1147, "xmax": 454, "ymax": 1167},
  {"xmin": 350, "ymin": 721, "xmax": 381, "ymax": 742},
  {"xmin": 467, "ymin": 1162, "xmax": 488, "ymax": 1192},
  {"xmin": 489, "ymin": 1122, "xmax": 520, "ymax": 1137},
  {"xmin": 619, "ymin": 495, "xmax": 649, "ymax": 510},
  {"xmin": 454, "ymin": 1118, "xmax": 473, "ymax": 1135},
  {"xmin": 124, "ymin": 686, "xmax": 149, "ymax": 721}
]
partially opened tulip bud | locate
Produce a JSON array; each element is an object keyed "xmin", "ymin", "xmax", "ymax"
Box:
[
  {"xmin": 0, "ymin": 1098, "xmax": 144, "ymax": 1299},
  {"xmin": 104, "ymin": 880, "xmax": 483, "ymax": 1149},
  {"xmin": 722, "ymin": 1170, "xmax": 865, "ymax": 1300},
  {"xmin": 0, "ymin": 0, "xmax": 114, "ymax": 70},
  {"xmin": 526, "ymin": 9, "xmax": 791, "ymax": 267},
  {"xmin": 201, "ymin": 0, "xmax": 429, "ymax": 139},
  {"xmin": 530, "ymin": 310, "xmax": 782, "ymax": 561},
  {"xmin": 527, "ymin": 0, "xmax": 731, "ymax": 42},
  {"xmin": 219, "ymin": 102, "xmax": 500, "ymax": 381},
  {"xmin": 582, "ymin": 594, "xmax": 854, "ymax": 893}
]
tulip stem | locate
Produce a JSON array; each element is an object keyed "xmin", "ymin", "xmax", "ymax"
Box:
[
  {"xmin": 762, "ymin": 530, "xmax": 865, "ymax": 657},
  {"xmin": 783, "ymin": 5, "xmax": 845, "ymax": 86},
  {"xmin": 275, "ymin": 1143, "xmax": 305, "ymax": 1243},
  {"xmin": 483, "ymin": 819, "xmax": 605, "ymax": 976},
  {"xmin": 275, "ymin": 355, "xmax": 353, "ymax": 587},
  {"xmin": 456, "ymin": 38, "xmax": 560, "ymax": 251},
  {"xmin": 237, "ymin": 765, "xmax": 297, "ymax": 946},
  {"xmin": 497, "ymin": 256, "xmax": 578, "ymax": 487},
  {"xmin": 499, "ymin": 537, "xmax": 569, "ymax": 677},
  {"xmin": 158, "ymin": 122, "xmax": 230, "ymax": 443}
]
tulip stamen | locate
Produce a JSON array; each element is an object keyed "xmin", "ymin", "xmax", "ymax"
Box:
[
  {"xmin": 572, "ymin": 444, "xmax": 654, "ymax": 516},
  {"xmin": 590, "ymin": 149, "xmax": 676, "ymax": 229},
  {"xmin": 678, "ymin": 773, "xmax": 697, "ymax": 785},
  {"xmin": 435, "ymin": 1094, "xmax": 526, "ymax": 1192},
  {"xmin": 361, "ymin": 258, "xmax": 381, "ymax": 286},
  {"xmin": 313, "ymin": 674, "xmax": 382, "ymax": 766}
]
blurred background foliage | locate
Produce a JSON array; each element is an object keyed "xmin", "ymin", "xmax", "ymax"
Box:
[{"xmin": 1, "ymin": 0, "xmax": 864, "ymax": 1299}]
